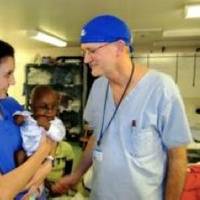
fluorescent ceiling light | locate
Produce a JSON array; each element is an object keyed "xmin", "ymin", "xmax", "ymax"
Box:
[
  {"xmin": 27, "ymin": 30, "xmax": 67, "ymax": 47},
  {"xmin": 134, "ymin": 28, "xmax": 162, "ymax": 33},
  {"xmin": 154, "ymin": 40, "xmax": 200, "ymax": 47},
  {"xmin": 163, "ymin": 29, "xmax": 200, "ymax": 37},
  {"xmin": 185, "ymin": 4, "xmax": 200, "ymax": 18}
]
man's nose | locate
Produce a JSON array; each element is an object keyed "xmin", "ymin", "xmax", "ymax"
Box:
[{"xmin": 84, "ymin": 52, "xmax": 93, "ymax": 64}]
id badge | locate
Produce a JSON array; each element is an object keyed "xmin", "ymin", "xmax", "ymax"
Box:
[{"xmin": 93, "ymin": 148, "xmax": 103, "ymax": 162}]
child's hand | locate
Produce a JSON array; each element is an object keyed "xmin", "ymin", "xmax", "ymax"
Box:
[
  {"xmin": 14, "ymin": 115, "xmax": 25, "ymax": 125},
  {"xmin": 37, "ymin": 116, "xmax": 50, "ymax": 130}
]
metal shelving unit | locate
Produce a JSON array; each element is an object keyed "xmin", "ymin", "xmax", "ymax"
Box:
[{"xmin": 23, "ymin": 57, "xmax": 86, "ymax": 141}]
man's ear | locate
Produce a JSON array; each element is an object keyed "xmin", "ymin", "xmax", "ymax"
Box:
[{"xmin": 116, "ymin": 40, "xmax": 126, "ymax": 56}]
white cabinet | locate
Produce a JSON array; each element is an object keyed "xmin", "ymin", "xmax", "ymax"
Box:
[
  {"xmin": 134, "ymin": 53, "xmax": 200, "ymax": 98},
  {"xmin": 195, "ymin": 56, "xmax": 200, "ymax": 95},
  {"xmin": 177, "ymin": 53, "xmax": 200, "ymax": 98},
  {"xmin": 134, "ymin": 55, "xmax": 148, "ymax": 66},
  {"xmin": 134, "ymin": 54, "xmax": 177, "ymax": 81},
  {"xmin": 177, "ymin": 54, "xmax": 194, "ymax": 97},
  {"xmin": 148, "ymin": 54, "xmax": 177, "ymax": 81}
]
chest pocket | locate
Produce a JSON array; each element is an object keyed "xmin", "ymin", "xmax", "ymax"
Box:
[{"xmin": 129, "ymin": 126, "xmax": 161, "ymax": 158}]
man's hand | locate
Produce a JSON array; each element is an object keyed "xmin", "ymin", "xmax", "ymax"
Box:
[
  {"xmin": 51, "ymin": 134, "xmax": 95, "ymax": 194},
  {"xmin": 51, "ymin": 173, "xmax": 80, "ymax": 194}
]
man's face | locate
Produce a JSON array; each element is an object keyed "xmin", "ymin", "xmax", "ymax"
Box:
[
  {"xmin": 32, "ymin": 93, "xmax": 58, "ymax": 121},
  {"xmin": 81, "ymin": 42, "xmax": 117, "ymax": 77},
  {"xmin": 0, "ymin": 56, "xmax": 15, "ymax": 99}
]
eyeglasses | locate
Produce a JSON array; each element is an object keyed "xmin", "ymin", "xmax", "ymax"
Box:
[
  {"xmin": 35, "ymin": 104, "xmax": 58, "ymax": 113},
  {"xmin": 81, "ymin": 43, "xmax": 110, "ymax": 57}
]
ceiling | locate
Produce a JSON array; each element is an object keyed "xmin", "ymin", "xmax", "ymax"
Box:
[{"xmin": 0, "ymin": 0, "xmax": 200, "ymax": 49}]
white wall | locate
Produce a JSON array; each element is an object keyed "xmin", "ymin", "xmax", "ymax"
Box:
[
  {"xmin": 9, "ymin": 46, "xmax": 200, "ymax": 128},
  {"xmin": 134, "ymin": 52, "xmax": 200, "ymax": 128},
  {"xmin": 184, "ymin": 98, "xmax": 200, "ymax": 128}
]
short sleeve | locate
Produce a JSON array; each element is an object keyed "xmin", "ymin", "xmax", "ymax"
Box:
[
  {"xmin": 5, "ymin": 97, "xmax": 23, "ymax": 114},
  {"xmin": 158, "ymin": 85, "xmax": 193, "ymax": 149}
]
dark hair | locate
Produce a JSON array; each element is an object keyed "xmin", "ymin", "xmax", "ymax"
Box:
[
  {"xmin": 31, "ymin": 85, "xmax": 59, "ymax": 106},
  {"xmin": 0, "ymin": 40, "xmax": 15, "ymax": 62}
]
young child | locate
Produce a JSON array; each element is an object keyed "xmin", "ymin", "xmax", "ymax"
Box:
[
  {"xmin": 14, "ymin": 85, "xmax": 66, "ymax": 199},
  {"xmin": 45, "ymin": 140, "xmax": 74, "ymax": 198}
]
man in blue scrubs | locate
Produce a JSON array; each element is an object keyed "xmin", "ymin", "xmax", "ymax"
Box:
[{"xmin": 53, "ymin": 15, "xmax": 193, "ymax": 200}]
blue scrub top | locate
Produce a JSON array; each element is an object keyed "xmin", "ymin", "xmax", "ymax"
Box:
[
  {"xmin": 0, "ymin": 97, "xmax": 24, "ymax": 199},
  {"xmin": 84, "ymin": 70, "xmax": 193, "ymax": 200}
]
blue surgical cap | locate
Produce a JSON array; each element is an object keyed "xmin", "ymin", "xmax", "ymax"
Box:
[{"xmin": 80, "ymin": 15, "xmax": 133, "ymax": 49}]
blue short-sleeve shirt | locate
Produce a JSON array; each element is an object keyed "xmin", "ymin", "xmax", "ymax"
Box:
[
  {"xmin": 0, "ymin": 97, "xmax": 23, "ymax": 174},
  {"xmin": 84, "ymin": 70, "xmax": 193, "ymax": 200}
]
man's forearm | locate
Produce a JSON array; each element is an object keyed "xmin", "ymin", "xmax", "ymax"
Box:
[
  {"xmin": 165, "ymin": 147, "xmax": 187, "ymax": 200},
  {"xmin": 74, "ymin": 134, "xmax": 95, "ymax": 178}
]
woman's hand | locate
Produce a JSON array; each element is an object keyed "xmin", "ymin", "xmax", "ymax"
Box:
[
  {"xmin": 37, "ymin": 134, "xmax": 56, "ymax": 156},
  {"xmin": 22, "ymin": 184, "xmax": 42, "ymax": 200}
]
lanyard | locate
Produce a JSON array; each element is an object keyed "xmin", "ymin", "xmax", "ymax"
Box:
[{"xmin": 97, "ymin": 64, "xmax": 135, "ymax": 146}]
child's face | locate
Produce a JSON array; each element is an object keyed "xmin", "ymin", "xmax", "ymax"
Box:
[{"xmin": 32, "ymin": 93, "xmax": 58, "ymax": 121}]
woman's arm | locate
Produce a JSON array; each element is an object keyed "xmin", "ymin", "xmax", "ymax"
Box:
[
  {"xmin": 22, "ymin": 159, "xmax": 53, "ymax": 200},
  {"xmin": 0, "ymin": 137, "xmax": 54, "ymax": 200},
  {"xmin": 24, "ymin": 159, "xmax": 53, "ymax": 191}
]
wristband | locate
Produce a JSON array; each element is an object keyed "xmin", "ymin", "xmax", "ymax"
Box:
[{"xmin": 46, "ymin": 155, "xmax": 54, "ymax": 162}]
